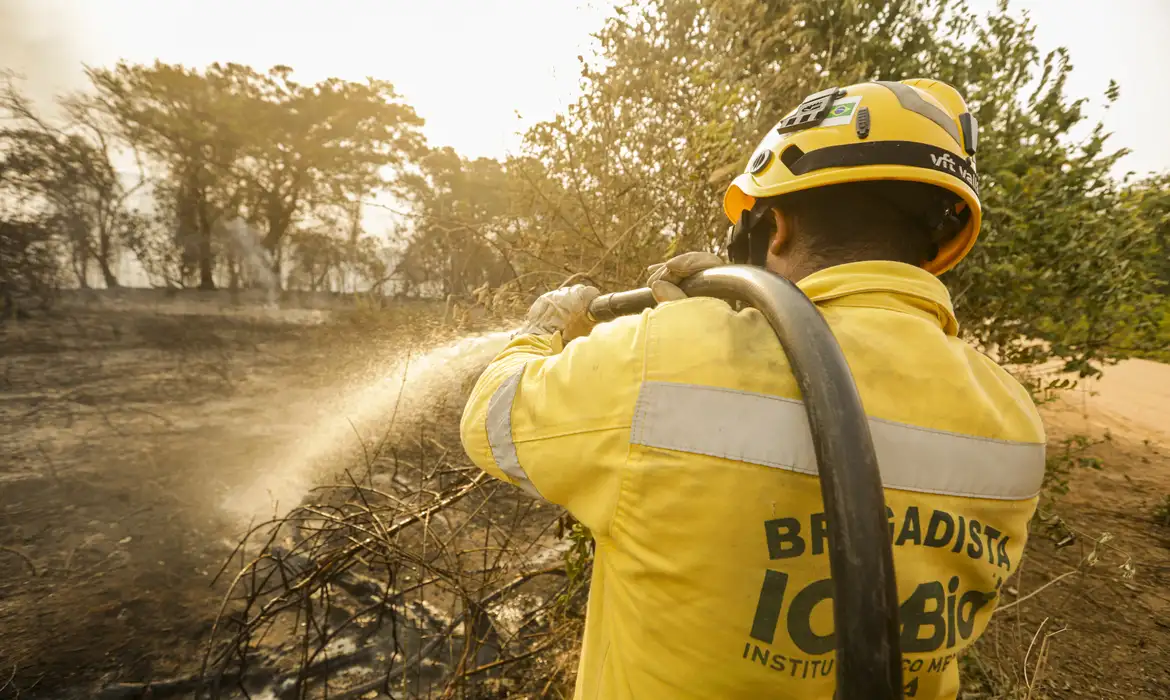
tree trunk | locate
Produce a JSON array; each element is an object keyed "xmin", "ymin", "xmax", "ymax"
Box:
[
  {"xmin": 313, "ymin": 265, "xmax": 330, "ymax": 292},
  {"xmin": 98, "ymin": 227, "xmax": 119, "ymax": 289},
  {"xmin": 228, "ymin": 255, "xmax": 240, "ymax": 306},
  {"xmin": 73, "ymin": 244, "xmax": 90, "ymax": 289},
  {"xmin": 263, "ymin": 219, "xmax": 285, "ymax": 292},
  {"xmin": 177, "ymin": 175, "xmax": 200, "ymax": 286},
  {"xmin": 193, "ymin": 185, "xmax": 216, "ymax": 291},
  {"xmin": 228, "ymin": 248, "xmax": 239, "ymax": 291},
  {"xmin": 198, "ymin": 219, "xmax": 215, "ymax": 291},
  {"xmin": 199, "ymin": 245, "xmax": 215, "ymax": 289},
  {"xmin": 271, "ymin": 241, "xmax": 283, "ymax": 291}
]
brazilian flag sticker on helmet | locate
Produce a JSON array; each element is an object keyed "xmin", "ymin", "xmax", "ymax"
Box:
[{"xmin": 820, "ymin": 97, "xmax": 863, "ymax": 127}]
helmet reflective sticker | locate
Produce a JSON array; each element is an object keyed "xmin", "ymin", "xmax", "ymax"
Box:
[{"xmin": 874, "ymin": 81, "xmax": 963, "ymax": 148}]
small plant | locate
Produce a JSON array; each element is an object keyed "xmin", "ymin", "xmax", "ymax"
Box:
[
  {"xmin": 555, "ymin": 514, "xmax": 595, "ymax": 613},
  {"xmin": 1154, "ymin": 494, "xmax": 1170, "ymax": 528},
  {"xmin": 1043, "ymin": 433, "xmax": 1106, "ymax": 499},
  {"xmin": 1024, "ymin": 374, "xmax": 1078, "ymax": 406}
]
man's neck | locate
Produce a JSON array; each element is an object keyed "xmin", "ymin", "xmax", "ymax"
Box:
[{"xmin": 769, "ymin": 255, "xmax": 920, "ymax": 283}]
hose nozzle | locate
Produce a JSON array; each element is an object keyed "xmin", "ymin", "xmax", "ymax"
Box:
[{"xmin": 586, "ymin": 288, "xmax": 659, "ymax": 323}]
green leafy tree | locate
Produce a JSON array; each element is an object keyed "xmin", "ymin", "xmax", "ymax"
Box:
[
  {"xmin": 0, "ymin": 216, "xmax": 60, "ymax": 316},
  {"xmin": 284, "ymin": 228, "xmax": 347, "ymax": 292},
  {"xmin": 1120, "ymin": 174, "xmax": 1170, "ymax": 359},
  {"xmin": 497, "ymin": 0, "xmax": 1165, "ymax": 377},
  {"xmin": 1129, "ymin": 173, "xmax": 1170, "ymax": 292},
  {"xmin": 912, "ymin": 12, "xmax": 1163, "ymax": 377},
  {"xmin": 87, "ymin": 61, "xmax": 425, "ymax": 291}
]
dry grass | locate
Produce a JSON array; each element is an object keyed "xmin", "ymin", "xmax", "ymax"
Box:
[
  {"xmin": 179, "ymin": 412, "xmax": 587, "ymax": 700},
  {"xmin": 959, "ymin": 508, "xmax": 1149, "ymax": 699}
]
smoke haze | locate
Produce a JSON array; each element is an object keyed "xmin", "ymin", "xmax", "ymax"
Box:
[{"xmin": 0, "ymin": 0, "xmax": 85, "ymax": 105}]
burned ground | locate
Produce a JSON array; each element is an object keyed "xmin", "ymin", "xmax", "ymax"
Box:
[
  {"xmin": 1, "ymin": 294, "xmax": 1169, "ymax": 699},
  {"xmin": 0, "ymin": 293, "xmax": 566, "ymax": 699}
]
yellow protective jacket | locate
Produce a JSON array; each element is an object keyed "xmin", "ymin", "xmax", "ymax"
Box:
[{"xmin": 460, "ymin": 261, "xmax": 1045, "ymax": 700}]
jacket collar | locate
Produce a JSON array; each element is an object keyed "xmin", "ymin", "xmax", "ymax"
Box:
[{"xmin": 796, "ymin": 260, "xmax": 960, "ymax": 336}]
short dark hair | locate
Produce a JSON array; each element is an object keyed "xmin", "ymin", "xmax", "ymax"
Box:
[{"xmin": 765, "ymin": 180, "xmax": 964, "ymax": 268}]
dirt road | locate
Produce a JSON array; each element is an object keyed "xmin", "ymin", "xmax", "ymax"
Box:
[{"xmin": 1044, "ymin": 358, "xmax": 1170, "ymax": 447}]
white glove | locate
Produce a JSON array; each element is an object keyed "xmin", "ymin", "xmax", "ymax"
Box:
[
  {"xmin": 646, "ymin": 252, "xmax": 724, "ymax": 302},
  {"xmin": 517, "ymin": 284, "xmax": 601, "ymax": 341}
]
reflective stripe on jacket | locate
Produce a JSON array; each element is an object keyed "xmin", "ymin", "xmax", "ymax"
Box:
[{"xmin": 460, "ymin": 260, "xmax": 1045, "ymax": 700}]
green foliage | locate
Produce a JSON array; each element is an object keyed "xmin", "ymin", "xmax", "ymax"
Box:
[
  {"xmin": 0, "ymin": 216, "xmax": 61, "ymax": 314},
  {"xmin": 480, "ymin": 0, "xmax": 1167, "ymax": 378},
  {"xmin": 85, "ymin": 62, "xmax": 235, "ymax": 288},
  {"xmin": 1154, "ymin": 494, "xmax": 1170, "ymax": 528},
  {"xmin": 206, "ymin": 64, "xmax": 425, "ymax": 255},
  {"xmin": 393, "ymin": 148, "xmax": 518, "ymax": 297},
  {"xmin": 1043, "ymin": 433, "xmax": 1106, "ymax": 500},
  {"xmin": 1129, "ymin": 173, "xmax": 1170, "ymax": 293},
  {"xmin": 942, "ymin": 20, "xmax": 1164, "ymax": 378},
  {"xmin": 1112, "ymin": 297, "xmax": 1170, "ymax": 363},
  {"xmin": 554, "ymin": 514, "xmax": 595, "ymax": 614}
]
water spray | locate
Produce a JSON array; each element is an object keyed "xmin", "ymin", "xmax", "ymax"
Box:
[
  {"xmin": 225, "ymin": 219, "xmax": 280, "ymax": 307},
  {"xmin": 221, "ymin": 329, "xmax": 513, "ymax": 520}
]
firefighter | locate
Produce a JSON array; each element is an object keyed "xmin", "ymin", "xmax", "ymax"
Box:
[{"xmin": 460, "ymin": 79, "xmax": 1044, "ymax": 699}]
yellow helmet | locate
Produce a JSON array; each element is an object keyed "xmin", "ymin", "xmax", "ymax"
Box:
[{"xmin": 723, "ymin": 79, "xmax": 981, "ymax": 275}]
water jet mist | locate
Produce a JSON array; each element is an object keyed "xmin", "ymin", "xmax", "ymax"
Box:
[{"xmin": 220, "ymin": 328, "xmax": 514, "ymax": 520}]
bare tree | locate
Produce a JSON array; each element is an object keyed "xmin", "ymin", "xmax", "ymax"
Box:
[{"xmin": 0, "ymin": 74, "xmax": 144, "ymax": 288}]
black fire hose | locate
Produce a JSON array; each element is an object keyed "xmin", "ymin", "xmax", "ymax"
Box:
[{"xmin": 588, "ymin": 265, "xmax": 903, "ymax": 700}]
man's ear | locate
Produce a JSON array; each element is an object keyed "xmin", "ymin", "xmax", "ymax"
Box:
[{"xmin": 768, "ymin": 208, "xmax": 790, "ymax": 256}]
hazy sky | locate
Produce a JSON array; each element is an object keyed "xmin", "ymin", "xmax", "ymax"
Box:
[{"xmin": 3, "ymin": 0, "xmax": 1167, "ymax": 176}]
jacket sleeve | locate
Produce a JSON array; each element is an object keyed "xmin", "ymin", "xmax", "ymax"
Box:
[{"xmin": 459, "ymin": 316, "xmax": 645, "ymax": 537}]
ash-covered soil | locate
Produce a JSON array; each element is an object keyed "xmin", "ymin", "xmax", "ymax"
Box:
[{"xmin": 0, "ymin": 293, "xmax": 536, "ymax": 699}]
